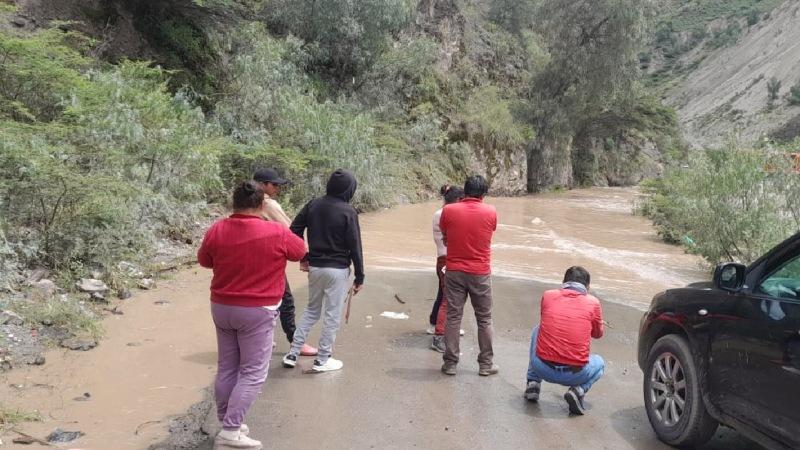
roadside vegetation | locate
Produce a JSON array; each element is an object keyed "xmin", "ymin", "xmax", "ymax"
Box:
[
  {"xmin": 0, "ymin": 0, "xmax": 680, "ymax": 344},
  {"xmin": 0, "ymin": 405, "xmax": 42, "ymax": 427},
  {"xmin": 638, "ymin": 140, "xmax": 800, "ymax": 265}
]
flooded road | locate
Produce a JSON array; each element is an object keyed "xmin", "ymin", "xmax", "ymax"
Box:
[
  {"xmin": 2, "ymin": 187, "xmax": 738, "ymax": 449},
  {"xmin": 362, "ymin": 187, "xmax": 706, "ymax": 309}
]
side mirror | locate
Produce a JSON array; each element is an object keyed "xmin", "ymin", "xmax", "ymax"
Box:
[{"xmin": 713, "ymin": 263, "xmax": 746, "ymax": 292}]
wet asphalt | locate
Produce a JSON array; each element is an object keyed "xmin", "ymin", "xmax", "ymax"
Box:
[{"xmin": 193, "ymin": 270, "xmax": 758, "ymax": 450}]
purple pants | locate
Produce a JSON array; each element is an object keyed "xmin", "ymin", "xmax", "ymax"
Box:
[{"xmin": 211, "ymin": 302, "xmax": 278, "ymax": 431}]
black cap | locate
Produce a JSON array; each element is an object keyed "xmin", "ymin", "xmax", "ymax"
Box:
[{"xmin": 253, "ymin": 168, "xmax": 289, "ymax": 185}]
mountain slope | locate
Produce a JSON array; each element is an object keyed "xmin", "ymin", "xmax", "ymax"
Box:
[{"xmin": 665, "ymin": 0, "xmax": 800, "ymax": 148}]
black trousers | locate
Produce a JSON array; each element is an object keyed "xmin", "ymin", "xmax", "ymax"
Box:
[
  {"xmin": 429, "ymin": 256, "xmax": 447, "ymax": 325},
  {"xmin": 278, "ymin": 277, "xmax": 296, "ymax": 343},
  {"xmin": 430, "ymin": 283, "xmax": 443, "ymax": 325}
]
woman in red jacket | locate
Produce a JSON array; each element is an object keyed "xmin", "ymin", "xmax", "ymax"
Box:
[{"xmin": 198, "ymin": 181, "xmax": 306, "ymax": 449}]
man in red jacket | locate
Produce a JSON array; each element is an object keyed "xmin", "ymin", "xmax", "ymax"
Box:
[
  {"xmin": 440, "ymin": 175, "xmax": 499, "ymax": 376},
  {"xmin": 525, "ymin": 266, "xmax": 605, "ymax": 416}
]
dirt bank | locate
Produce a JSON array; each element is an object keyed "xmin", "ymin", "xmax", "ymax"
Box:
[{"xmin": 0, "ymin": 268, "xmax": 219, "ymax": 449}]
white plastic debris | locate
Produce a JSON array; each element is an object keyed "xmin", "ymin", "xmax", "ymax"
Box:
[
  {"xmin": 531, "ymin": 218, "xmax": 544, "ymax": 225},
  {"xmin": 380, "ymin": 311, "xmax": 409, "ymax": 320}
]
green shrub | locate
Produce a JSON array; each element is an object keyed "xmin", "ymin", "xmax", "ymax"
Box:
[
  {"xmin": 747, "ymin": 9, "xmax": 760, "ymax": 26},
  {"xmin": 789, "ymin": 81, "xmax": 800, "ymax": 106},
  {"xmin": 0, "ymin": 28, "xmax": 90, "ymax": 122},
  {"xmin": 263, "ymin": 0, "xmax": 414, "ymax": 80},
  {"xmin": 0, "ymin": 405, "xmax": 42, "ymax": 426},
  {"xmin": 0, "ymin": 28, "xmax": 223, "ymax": 278},
  {"xmin": 707, "ymin": 22, "xmax": 741, "ymax": 49},
  {"xmin": 10, "ymin": 295, "xmax": 103, "ymax": 339},
  {"xmin": 214, "ymin": 27, "xmax": 409, "ymax": 210},
  {"xmin": 767, "ymin": 76, "xmax": 782, "ymax": 103},
  {"xmin": 639, "ymin": 144, "xmax": 800, "ymax": 264}
]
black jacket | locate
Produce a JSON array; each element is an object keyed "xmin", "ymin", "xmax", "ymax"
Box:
[{"xmin": 290, "ymin": 170, "xmax": 365, "ymax": 285}]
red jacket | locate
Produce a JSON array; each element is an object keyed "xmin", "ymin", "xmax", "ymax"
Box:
[
  {"xmin": 536, "ymin": 288, "xmax": 604, "ymax": 366},
  {"xmin": 198, "ymin": 214, "xmax": 306, "ymax": 307},
  {"xmin": 439, "ymin": 197, "xmax": 497, "ymax": 275}
]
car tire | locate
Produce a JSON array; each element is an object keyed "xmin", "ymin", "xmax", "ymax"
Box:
[{"xmin": 643, "ymin": 334, "xmax": 718, "ymax": 447}]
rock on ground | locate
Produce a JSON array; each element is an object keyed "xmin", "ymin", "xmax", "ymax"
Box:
[
  {"xmin": 149, "ymin": 389, "xmax": 215, "ymax": 450},
  {"xmin": 59, "ymin": 337, "xmax": 97, "ymax": 351}
]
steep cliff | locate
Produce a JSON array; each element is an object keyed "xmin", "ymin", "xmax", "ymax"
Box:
[{"xmin": 655, "ymin": 0, "xmax": 800, "ymax": 148}]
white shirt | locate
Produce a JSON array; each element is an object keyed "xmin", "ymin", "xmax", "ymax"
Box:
[
  {"xmin": 433, "ymin": 208, "xmax": 446, "ymax": 257},
  {"xmin": 261, "ymin": 196, "xmax": 291, "ymax": 227}
]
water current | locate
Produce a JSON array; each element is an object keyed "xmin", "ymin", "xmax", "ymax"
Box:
[{"xmin": 360, "ymin": 187, "xmax": 707, "ymax": 310}]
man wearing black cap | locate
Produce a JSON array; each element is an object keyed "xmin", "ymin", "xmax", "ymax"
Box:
[
  {"xmin": 253, "ymin": 168, "xmax": 318, "ymax": 357},
  {"xmin": 283, "ymin": 169, "xmax": 364, "ymax": 372}
]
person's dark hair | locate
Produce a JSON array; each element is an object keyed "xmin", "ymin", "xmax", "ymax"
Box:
[
  {"xmin": 464, "ymin": 175, "xmax": 489, "ymax": 198},
  {"xmin": 444, "ymin": 186, "xmax": 464, "ymax": 204},
  {"xmin": 440, "ymin": 184, "xmax": 451, "ymax": 196},
  {"xmin": 232, "ymin": 181, "xmax": 264, "ymax": 210},
  {"xmin": 563, "ymin": 266, "xmax": 591, "ymax": 287}
]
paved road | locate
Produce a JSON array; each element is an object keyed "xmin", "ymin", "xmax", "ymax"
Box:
[{"xmin": 192, "ymin": 270, "xmax": 756, "ymax": 450}]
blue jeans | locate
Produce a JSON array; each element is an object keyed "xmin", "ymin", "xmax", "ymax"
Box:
[{"xmin": 526, "ymin": 326, "xmax": 604, "ymax": 393}]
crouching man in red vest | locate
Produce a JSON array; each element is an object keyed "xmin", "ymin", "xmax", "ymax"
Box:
[{"xmin": 525, "ymin": 266, "xmax": 604, "ymax": 415}]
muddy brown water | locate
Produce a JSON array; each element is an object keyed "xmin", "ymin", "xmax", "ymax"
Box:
[
  {"xmin": 2, "ymin": 187, "xmax": 732, "ymax": 449},
  {"xmin": 362, "ymin": 187, "xmax": 706, "ymax": 309}
]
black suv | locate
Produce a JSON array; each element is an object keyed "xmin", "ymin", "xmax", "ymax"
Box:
[{"xmin": 638, "ymin": 232, "xmax": 800, "ymax": 449}]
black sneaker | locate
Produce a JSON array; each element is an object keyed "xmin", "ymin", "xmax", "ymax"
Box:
[
  {"xmin": 430, "ymin": 336, "xmax": 445, "ymax": 353},
  {"xmin": 282, "ymin": 353, "xmax": 297, "ymax": 368},
  {"xmin": 564, "ymin": 386, "xmax": 586, "ymax": 415},
  {"xmin": 524, "ymin": 381, "xmax": 541, "ymax": 402}
]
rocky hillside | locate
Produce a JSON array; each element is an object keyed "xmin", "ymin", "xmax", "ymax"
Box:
[{"xmin": 652, "ymin": 0, "xmax": 800, "ymax": 148}]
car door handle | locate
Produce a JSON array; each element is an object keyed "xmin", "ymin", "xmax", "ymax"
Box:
[{"xmin": 698, "ymin": 309, "xmax": 708, "ymax": 316}]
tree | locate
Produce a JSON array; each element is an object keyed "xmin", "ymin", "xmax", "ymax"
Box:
[
  {"xmin": 263, "ymin": 0, "xmax": 414, "ymax": 83},
  {"xmin": 489, "ymin": 0, "xmax": 537, "ymax": 36},
  {"xmin": 524, "ymin": 0, "xmax": 652, "ymax": 192},
  {"xmin": 767, "ymin": 76, "xmax": 782, "ymax": 105}
]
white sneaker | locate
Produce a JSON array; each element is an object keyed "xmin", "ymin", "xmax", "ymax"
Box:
[
  {"xmin": 240, "ymin": 424, "xmax": 249, "ymax": 436},
  {"xmin": 311, "ymin": 357, "xmax": 343, "ymax": 372},
  {"xmin": 215, "ymin": 429, "xmax": 262, "ymax": 449},
  {"xmin": 428, "ymin": 325, "xmax": 464, "ymax": 336}
]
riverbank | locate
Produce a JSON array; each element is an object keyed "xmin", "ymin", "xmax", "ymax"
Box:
[{"xmin": 0, "ymin": 267, "xmax": 218, "ymax": 448}]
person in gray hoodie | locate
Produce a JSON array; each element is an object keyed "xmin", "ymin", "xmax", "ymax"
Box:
[{"xmin": 282, "ymin": 169, "xmax": 364, "ymax": 372}]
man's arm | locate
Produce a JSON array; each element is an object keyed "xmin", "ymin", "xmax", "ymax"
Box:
[
  {"xmin": 591, "ymin": 302, "xmax": 604, "ymax": 339},
  {"xmin": 289, "ymin": 201, "xmax": 310, "ymax": 268},
  {"xmin": 289, "ymin": 201, "xmax": 309, "ymax": 240},
  {"xmin": 345, "ymin": 209, "xmax": 365, "ymax": 290},
  {"xmin": 263, "ymin": 198, "xmax": 292, "ymax": 227}
]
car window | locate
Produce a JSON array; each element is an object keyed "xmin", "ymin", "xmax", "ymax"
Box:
[{"xmin": 758, "ymin": 254, "xmax": 800, "ymax": 300}]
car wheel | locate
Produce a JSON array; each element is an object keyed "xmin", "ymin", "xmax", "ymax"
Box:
[{"xmin": 644, "ymin": 334, "xmax": 718, "ymax": 447}]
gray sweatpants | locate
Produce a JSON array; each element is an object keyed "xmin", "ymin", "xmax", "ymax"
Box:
[{"xmin": 289, "ymin": 266, "xmax": 350, "ymax": 363}]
